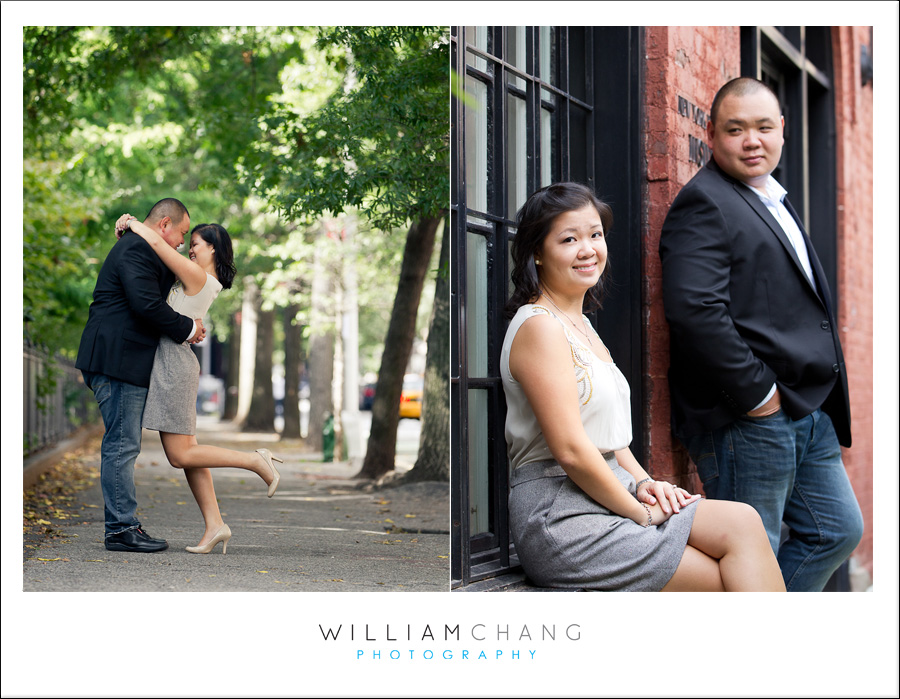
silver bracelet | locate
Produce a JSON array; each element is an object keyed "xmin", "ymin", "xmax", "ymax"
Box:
[
  {"xmin": 640, "ymin": 503, "xmax": 652, "ymax": 527},
  {"xmin": 635, "ymin": 477, "xmax": 653, "ymax": 491}
]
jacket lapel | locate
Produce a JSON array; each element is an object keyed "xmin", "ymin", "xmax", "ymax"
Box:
[
  {"xmin": 781, "ymin": 196, "xmax": 836, "ymax": 317},
  {"xmin": 735, "ymin": 185, "xmax": 808, "ymax": 275},
  {"xmin": 717, "ymin": 167, "xmax": 823, "ymax": 302}
]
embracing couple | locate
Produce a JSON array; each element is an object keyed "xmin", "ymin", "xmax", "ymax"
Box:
[{"xmin": 75, "ymin": 198, "xmax": 282, "ymax": 555}]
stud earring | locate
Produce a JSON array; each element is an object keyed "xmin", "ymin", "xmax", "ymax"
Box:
[{"xmin": 534, "ymin": 259, "xmax": 542, "ymax": 266}]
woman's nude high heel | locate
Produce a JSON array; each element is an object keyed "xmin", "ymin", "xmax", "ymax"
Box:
[
  {"xmin": 256, "ymin": 449, "xmax": 283, "ymax": 497},
  {"xmin": 186, "ymin": 523, "xmax": 232, "ymax": 555}
]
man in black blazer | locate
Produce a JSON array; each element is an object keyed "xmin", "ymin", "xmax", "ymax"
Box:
[
  {"xmin": 659, "ymin": 78, "xmax": 863, "ymax": 591},
  {"xmin": 76, "ymin": 198, "xmax": 205, "ymax": 552}
]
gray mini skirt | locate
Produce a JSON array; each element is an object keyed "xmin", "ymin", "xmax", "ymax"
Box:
[
  {"xmin": 508, "ymin": 454, "xmax": 698, "ymax": 591},
  {"xmin": 142, "ymin": 335, "xmax": 199, "ymax": 436}
]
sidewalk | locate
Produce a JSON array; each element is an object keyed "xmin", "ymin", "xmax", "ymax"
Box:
[{"xmin": 22, "ymin": 417, "xmax": 449, "ymax": 592}]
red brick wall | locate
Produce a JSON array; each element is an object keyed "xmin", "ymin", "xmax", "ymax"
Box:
[
  {"xmin": 642, "ymin": 26, "xmax": 740, "ymax": 490},
  {"xmin": 832, "ymin": 26, "xmax": 874, "ymax": 578},
  {"xmin": 641, "ymin": 26, "xmax": 874, "ymax": 580}
]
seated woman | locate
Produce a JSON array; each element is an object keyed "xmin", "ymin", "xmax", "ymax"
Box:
[{"xmin": 502, "ymin": 182, "xmax": 784, "ymax": 591}]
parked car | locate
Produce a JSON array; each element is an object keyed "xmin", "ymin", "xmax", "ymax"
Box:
[
  {"xmin": 398, "ymin": 374, "xmax": 424, "ymax": 419},
  {"xmin": 197, "ymin": 375, "xmax": 224, "ymax": 417}
]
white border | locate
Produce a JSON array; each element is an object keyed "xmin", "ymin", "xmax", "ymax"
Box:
[{"xmin": 3, "ymin": 3, "xmax": 898, "ymax": 697}]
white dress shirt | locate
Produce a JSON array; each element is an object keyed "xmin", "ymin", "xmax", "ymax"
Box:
[{"xmin": 745, "ymin": 176, "xmax": 815, "ymax": 410}]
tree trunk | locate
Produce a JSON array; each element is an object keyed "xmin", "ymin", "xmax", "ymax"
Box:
[
  {"xmin": 356, "ymin": 214, "xmax": 442, "ymax": 480},
  {"xmin": 281, "ymin": 303, "xmax": 303, "ymax": 439},
  {"xmin": 307, "ymin": 226, "xmax": 335, "ymax": 451},
  {"xmin": 243, "ymin": 299, "xmax": 276, "ymax": 432},
  {"xmin": 234, "ymin": 279, "xmax": 258, "ymax": 426},
  {"xmin": 332, "ymin": 272, "xmax": 344, "ymax": 461},
  {"xmin": 340, "ymin": 214, "xmax": 362, "ymax": 460},
  {"xmin": 223, "ymin": 311, "xmax": 241, "ymax": 420},
  {"xmin": 405, "ymin": 217, "xmax": 449, "ymax": 482}
]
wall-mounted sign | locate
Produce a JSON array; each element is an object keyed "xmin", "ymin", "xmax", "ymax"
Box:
[{"xmin": 678, "ymin": 96, "xmax": 711, "ymax": 168}]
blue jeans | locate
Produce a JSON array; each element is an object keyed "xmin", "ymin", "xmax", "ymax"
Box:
[
  {"xmin": 83, "ymin": 372, "xmax": 147, "ymax": 536},
  {"xmin": 688, "ymin": 408, "xmax": 864, "ymax": 592}
]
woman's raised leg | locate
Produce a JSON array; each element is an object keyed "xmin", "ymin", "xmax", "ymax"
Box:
[
  {"xmin": 663, "ymin": 499, "xmax": 785, "ymax": 592},
  {"xmin": 159, "ymin": 432, "xmax": 277, "ymax": 488},
  {"xmin": 160, "ymin": 433, "xmax": 278, "ymax": 550}
]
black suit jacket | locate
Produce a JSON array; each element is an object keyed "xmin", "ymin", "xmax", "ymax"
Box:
[
  {"xmin": 76, "ymin": 232, "xmax": 194, "ymax": 388},
  {"xmin": 659, "ymin": 159, "xmax": 851, "ymax": 447}
]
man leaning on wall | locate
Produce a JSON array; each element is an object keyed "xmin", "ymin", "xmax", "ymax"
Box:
[{"xmin": 658, "ymin": 77, "xmax": 863, "ymax": 592}]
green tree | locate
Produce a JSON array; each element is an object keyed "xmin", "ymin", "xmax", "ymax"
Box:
[
  {"xmin": 22, "ymin": 26, "xmax": 448, "ymax": 473},
  {"xmin": 23, "ymin": 27, "xmax": 310, "ymax": 352},
  {"xmin": 405, "ymin": 217, "xmax": 450, "ymax": 482},
  {"xmin": 246, "ymin": 26, "xmax": 449, "ymax": 479}
]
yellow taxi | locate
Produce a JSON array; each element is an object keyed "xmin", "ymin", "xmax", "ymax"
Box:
[{"xmin": 398, "ymin": 374, "xmax": 424, "ymax": 419}]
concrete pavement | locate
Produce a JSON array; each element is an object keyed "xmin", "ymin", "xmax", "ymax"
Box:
[{"xmin": 22, "ymin": 416, "xmax": 450, "ymax": 592}]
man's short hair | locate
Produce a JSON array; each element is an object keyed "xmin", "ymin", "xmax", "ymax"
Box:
[
  {"xmin": 146, "ymin": 198, "xmax": 190, "ymax": 225},
  {"xmin": 710, "ymin": 77, "xmax": 781, "ymax": 125}
]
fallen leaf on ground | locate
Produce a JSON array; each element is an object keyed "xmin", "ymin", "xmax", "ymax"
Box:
[{"xmin": 24, "ymin": 449, "xmax": 100, "ymax": 555}]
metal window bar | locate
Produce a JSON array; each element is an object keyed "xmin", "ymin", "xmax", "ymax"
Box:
[{"xmin": 453, "ymin": 26, "xmax": 603, "ymax": 586}]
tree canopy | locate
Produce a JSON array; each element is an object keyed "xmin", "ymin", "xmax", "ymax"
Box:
[
  {"xmin": 23, "ymin": 26, "xmax": 447, "ymax": 360},
  {"xmin": 23, "ymin": 25, "xmax": 450, "ymax": 480},
  {"xmin": 244, "ymin": 26, "xmax": 449, "ymax": 230}
]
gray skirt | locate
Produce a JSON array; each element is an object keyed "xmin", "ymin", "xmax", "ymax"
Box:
[
  {"xmin": 508, "ymin": 454, "xmax": 698, "ymax": 591},
  {"xmin": 142, "ymin": 335, "xmax": 199, "ymax": 436}
]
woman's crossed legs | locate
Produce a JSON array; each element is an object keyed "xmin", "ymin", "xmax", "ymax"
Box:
[{"xmin": 662, "ymin": 499, "xmax": 785, "ymax": 592}]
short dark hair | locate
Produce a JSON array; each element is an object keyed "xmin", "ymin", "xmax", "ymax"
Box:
[
  {"xmin": 710, "ymin": 77, "xmax": 781, "ymax": 125},
  {"xmin": 192, "ymin": 223, "xmax": 237, "ymax": 289},
  {"xmin": 506, "ymin": 182, "xmax": 613, "ymax": 319},
  {"xmin": 146, "ymin": 198, "xmax": 190, "ymax": 226}
]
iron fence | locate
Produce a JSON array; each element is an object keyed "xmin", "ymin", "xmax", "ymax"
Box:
[{"xmin": 23, "ymin": 341, "xmax": 97, "ymax": 459}]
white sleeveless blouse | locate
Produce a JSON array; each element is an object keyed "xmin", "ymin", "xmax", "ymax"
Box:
[
  {"xmin": 166, "ymin": 273, "xmax": 222, "ymax": 325},
  {"xmin": 500, "ymin": 304, "xmax": 633, "ymax": 472}
]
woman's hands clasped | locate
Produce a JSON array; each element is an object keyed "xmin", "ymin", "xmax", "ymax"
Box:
[
  {"xmin": 115, "ymin": 213, "xmax": 138, "ymax": 239},
  {"xmin": 636, "ymin": 479, "xmax": 701, "ymax": 524}
]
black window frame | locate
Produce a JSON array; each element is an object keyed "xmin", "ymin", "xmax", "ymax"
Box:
[
  {"xmin": 741, "ymin": 26, "xmax": 838, "ymax": 304},
  {"xmin": 451, "ymin": 26, "xmax": 643, "ymax": 588}
]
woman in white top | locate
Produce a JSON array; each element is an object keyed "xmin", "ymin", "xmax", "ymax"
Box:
[
  {"xmin": 116, "ymin": 214, "xmax": 283, "ymax": 555},
  {"xmin": 502, "ymin": 183, "xmax": 783, "ymax": 591}
]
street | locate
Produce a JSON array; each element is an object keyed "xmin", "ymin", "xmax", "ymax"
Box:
[{"xmin": 22, "ymin": 416, "xmax": 448, "ymax": 592}]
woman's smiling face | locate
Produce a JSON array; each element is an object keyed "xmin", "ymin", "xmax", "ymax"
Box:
[
  {"xmin": 189, "ymin": 232, "xmax": 215, "ymax": 270},
  {"xmin": 535, "ymin": 203, "xmax": 607, "ymax": 296}
]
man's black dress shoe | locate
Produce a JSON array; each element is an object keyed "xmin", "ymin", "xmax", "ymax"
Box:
[{"xmin": 105, "ymin": 527, "xmax": 168, "ymax": 553}]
